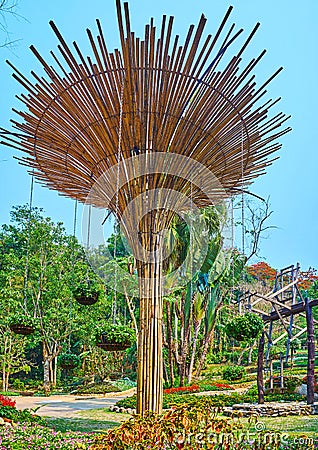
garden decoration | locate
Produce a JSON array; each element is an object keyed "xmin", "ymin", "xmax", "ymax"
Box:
[
  {"xmin": 96, "ymin": 323, "xmax": 135, "ymax": 351},
  {"xmin": 8, "ymin": 313, "xmax": 37, "ymax": 336},
  {"xmin": 58, "ymin": 352, "xmax": 81, "ymax": 370},
  {"xmin": 239, "ymin": 264, "xmax": 318, "ymax": 405},
  {"xmin": 3, "ymin": 0, "xmax": 290, "ymax": 413}
]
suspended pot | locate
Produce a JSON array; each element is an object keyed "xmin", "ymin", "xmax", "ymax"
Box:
[
  {"xmin": 96, "ymin": 333, "xmax": 131, "ymax": 352},
  {"xmin": 59, "ymin": 353, "xmax": 81, "ymax": 370},
  {"xmin": 95, "ymin": 324, "xmax": 135, "ymax": 352},
  {"xmin": 9, "ymin": 323, "xmax": 34, "ymax": 336},
  {"xmin": 74, "ymin": 292, "xmax": 98, "ymax": 305},
  {"xmin": 72, "ymin": 281, "xmax": 101, "ymax": 306}
]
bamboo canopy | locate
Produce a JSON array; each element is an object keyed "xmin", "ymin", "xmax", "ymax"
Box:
[{"xmin": 2, "ymin": 0, "xmax": 291, "ymax": 414}]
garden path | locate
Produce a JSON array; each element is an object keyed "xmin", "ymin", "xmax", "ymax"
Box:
[{"xmin": 14, "ymin": 388, "xmax": 136, "ymax": 418}]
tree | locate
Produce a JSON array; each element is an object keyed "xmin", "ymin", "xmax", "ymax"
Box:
[{"xmin": 0, "ymin": 205, "xmax": 109, "ymax": 393}]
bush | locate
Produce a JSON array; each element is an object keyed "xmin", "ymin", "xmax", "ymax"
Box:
[
  {"xmin": 75, "ymin": 382, "xmax": 120, "ymax": 395},
  {"xmin": 222, "ymin": 365, "xmax": 246, "ymax": 381},
  {"xmin": 91, "ymin": 405, "xmax": 241, "ymax": 449},
  {"xmin": 115, "ymin": 389, "xmax": 306, "ymax": 411},
  {"xmin": 0, "ymin": 405, "xmax": 47, "ymax": 426}
]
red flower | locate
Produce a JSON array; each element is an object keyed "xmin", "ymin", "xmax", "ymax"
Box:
[{"xmin": 0, "ymin": 395, "xmax": 16, "ymax": 408}]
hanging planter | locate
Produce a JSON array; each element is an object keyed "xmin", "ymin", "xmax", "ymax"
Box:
[
  {"xmin": 58, "ymin": 352, "xmax": 81, "ymax": 370},
  {"xmin": 96, "ymin": 324, "xmax": 135, "ymax": 351},
  {"xmin": 225, "ymin": 312, "xmax": 264, "ymax": 342},
  {"xmin": 72, "ymin": 280, "xmax": 102, "ymax": 306},
  {"xmin": 8, "ymin": 314, "xmax": 38, "ymax": 336}
]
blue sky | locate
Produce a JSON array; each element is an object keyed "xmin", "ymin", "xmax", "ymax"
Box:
[{"xmin": 0, "ymin": 0, "xmax": 317, "ymax": 270}]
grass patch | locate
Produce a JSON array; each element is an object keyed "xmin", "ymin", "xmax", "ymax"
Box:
[
  {"xmin": 45, "ymin": 408, "xmax": 130, "ymax": 433},
  {"xmin": 239, "ymin": 415, "xmax": 318, "ymax": 438}
]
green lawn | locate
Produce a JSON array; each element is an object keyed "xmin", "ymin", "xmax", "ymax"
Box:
[
  {"xmin": 233, "ymin": 414, "xmax": 318, "ymax": 440},
  {"xmin": 47, "ymin": 407, "xmax": 318, "ymax": 440},
  {"xmin": 46, "ymin": 409, "xmax": 130, "ymax": 433}
]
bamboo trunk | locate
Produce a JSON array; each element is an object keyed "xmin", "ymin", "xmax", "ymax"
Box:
[{"xmin": 136, "ymin": 214, "xmax": 164, "ymax": 415}]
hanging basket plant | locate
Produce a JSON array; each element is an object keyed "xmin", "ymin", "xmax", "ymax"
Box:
[
  {"xmin": 96, "ymin": 324, "xmax": 135, "ymax": 351},
  {"xmin": 72, "ymin": 280, "xmax": 102, "ymax": 306},
  {"xmin": 58, "ymin": 352, "xmax": 81, "ymax": 370},
  {"xmin": 8, "ymin": 313, "xmax": 38, "ymax": 336},
  {"xmin": 225, "ymin": 312, "xmax": 263, "ymax": 342}
]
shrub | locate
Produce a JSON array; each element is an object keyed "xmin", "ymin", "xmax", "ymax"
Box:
[
  {"xmin": 75, "ymin": 382, "xmax": 120, "ymax": 395},
  {"xmin": 91, "ymin": 405, "xmax": 241, "ymax": 449},
  {"xmin": 222, "ymin": 365, "xmax": 246, "ymax": 381},
  {"xmin": 92, "ymin": 403, "xmax": 309, "ymax": 449},
  {"xmin": 225, "ymin": 312, "xmax": 263, "ymax": 341},
  {"xmin": 0, "ymin": 405, "xmax": 46, "ymax": 425},
  {"xmin": 115, "ymin": 390, "xmax": 306, "ymax": 411}
]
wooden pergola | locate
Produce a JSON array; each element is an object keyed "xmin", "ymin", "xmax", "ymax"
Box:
[{"xmin": 2, "ymin": 1, "xmax": 290, "ymax": 414}]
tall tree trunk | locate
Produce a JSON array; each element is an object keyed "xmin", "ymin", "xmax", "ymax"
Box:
[
  {"xmin": 237, "ymin": 345, "xmax": 249, "ymax": 365},
  {"xmin": 187, "ymin": 323, "xmax": 200, "ymax": 384},
  {"xmin": 194, "ymin": 327, "xmax": 214, "ymax": 380},
  {"xmin": 165, "ymin": 300, "xmax": 175, "ymax": 387},
  {"xmin": 179, "ymin": 323, "xmax": 191, "ymax": 386},
  {"xmin": 53, "ymin": 356, "xmax": 57, "ymax": 386},
  {"xmin": 43, "ymin": 343, "xmax": 51, "ymax": 395},
  {"xmin": 248, "ymin": 341, "xmax": 256, "ymax": 365}
]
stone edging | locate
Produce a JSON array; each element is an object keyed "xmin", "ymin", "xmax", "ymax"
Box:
[{"xmin": 110, "ymin": 401, "xmax": 318, "ymax": 417}]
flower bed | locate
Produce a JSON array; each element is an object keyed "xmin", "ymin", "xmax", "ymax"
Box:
[
  {"xmin": 163, "ymin": 382, "xmax": 233, "ymax": 395},
  {"xmin": 0, "ymin": 423, "xmax": 93, "ymax": 449},
  {"xmin": 164, "ymin": 385, "xmax": 199, "ymax": 394}
]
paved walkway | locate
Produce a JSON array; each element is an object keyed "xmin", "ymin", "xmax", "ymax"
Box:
[{"xmin": 14, "ymin": 389, "xmax": 136, "ymax": 418}]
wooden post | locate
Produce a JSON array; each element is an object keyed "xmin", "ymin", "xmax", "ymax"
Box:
[
  {"xmin": 305, "ymin": 298, "xmax": 315, "ymax": 405},
  {"xmin": 269, "ymin": 358, "xmax": 273, "ymax": 392},
  {"xmin": 257, "ymin": 331, "xmax": 265, "ymax": 404},
  {"xmin": 280, "ymin": 352, "xmax": 284, "ymax": 392}
]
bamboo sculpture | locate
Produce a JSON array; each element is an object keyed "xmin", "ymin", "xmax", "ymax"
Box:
[{"xmin": 2, "ymin": 0, "xmax": 290, "ymax": 414}]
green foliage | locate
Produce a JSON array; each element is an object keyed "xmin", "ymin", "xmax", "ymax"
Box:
[
  {"xmin": 75, "ymin": 382, "xmax": 120, "ymax": 395},
  {"xmin": 225, "ymin": 312, "xmax": 263, "ymax": 341},
  {"xmin": 0, "ymin": 405, "xmax": 47, "ymax": 426},
  {"xmin": 8, "ymin": 313, "xmax": 39, "ymax": 328},
  {"xmin": 116, "ymin": 390, "xmax": 306, "ymax": 411},
  {"xmin": 95, "ymin": 323, "xmax": 135, "ymax": 346},
  {"xmin": 222, "ymin": 365, "xmax": 246, "ymax": 381}
]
